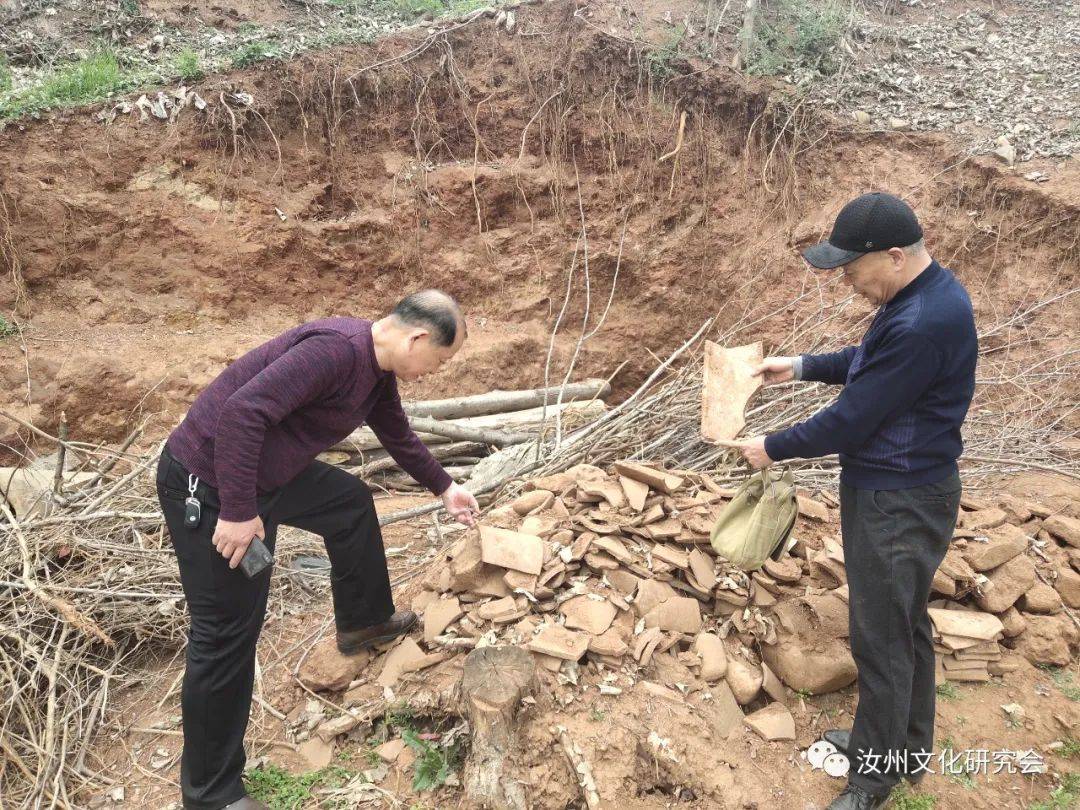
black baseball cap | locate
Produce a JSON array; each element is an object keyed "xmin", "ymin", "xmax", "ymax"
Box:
[{"xmin": 802, "ymin": 192, "xmax": 923, "ymax": 269}]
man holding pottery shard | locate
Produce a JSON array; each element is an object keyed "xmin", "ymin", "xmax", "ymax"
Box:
[
  {"xmin": 725, "ymin": 193, "xmax": 977, "ymax": 809},
  {"xmin": 156, "ymin": 290, "xmax": 479, "ymax": 810}
]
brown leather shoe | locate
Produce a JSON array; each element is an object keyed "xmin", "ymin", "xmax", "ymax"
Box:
[
  {"xmin": 222, "ymin": 797, "xmax": 268, "ymax": 810},
  {"xmin": 336, "ymin": 610, "xmax": 418, "ymax": 654}
]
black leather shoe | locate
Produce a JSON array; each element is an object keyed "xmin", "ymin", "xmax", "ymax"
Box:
[
  {"xmin": 336, "ymin": 610, "xmax": 418, "ymax": 654},
  {"xmin": 223, "ymin": 798, "xmax": 269, "ymax": 810},
  {"xmin": 826, "ymin": 784, "xmax": 889, "ymax": 810},
  {"xmin": 824, "ymin": 728, "xmax": 852, "ymax": 756},
  {"xmin": 821, "ymin": 730, "xmax": 925, "ymax": 786}
]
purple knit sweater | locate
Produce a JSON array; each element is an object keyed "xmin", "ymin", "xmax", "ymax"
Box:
[{"xmin": 167, "ymin": 318, "xmax": 452, "ymax": 521}]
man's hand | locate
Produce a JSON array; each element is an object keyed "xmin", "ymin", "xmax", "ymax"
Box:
[
  {"xmin": 441, "ymin": 482, "xmax": 479, "ymax": 527},
  {"xmin": 754, "ymin": 356, "xmax": 797, "ymax": 386},
  {"xmin": 213, "ymin": 515, "xmax": 265, "ymax": 569},
  {"xmin": 717, "ymin": 436, "xmax": 774, "ymax": 470}
]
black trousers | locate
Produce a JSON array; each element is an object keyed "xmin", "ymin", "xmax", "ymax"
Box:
[
  {"xmin": 841, "ymin": 472, "xmax": 961, "ymax": 796},
  {"xmin": 156, "ymin": 448, "xmax": 395, "ymax": 810}
]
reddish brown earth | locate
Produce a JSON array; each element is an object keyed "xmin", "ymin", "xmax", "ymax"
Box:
[{"xmin": 0, "ymin": 0, "xmax": 1077, "ymax": 807}]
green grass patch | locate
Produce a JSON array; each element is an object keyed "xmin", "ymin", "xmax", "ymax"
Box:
[
  {"xmin": 394, "ymin": 0, "xmax": 443, "ymax": 15},
  {"xmin": 950, "ymin": 771, "xmax": 976, "ymax": 790},
  {"xmin": 385, "ymin": 701, "xmax": 416, "ymax": 730},
  {"xmin": 647, "ymin": 26, "xmax": 686, "ymax": 79},
  {"xmin": 745, "ymin": 0, "xmax": 850, "ymax": 77},
  {"xmin": 0, "ymin": 50, "xmax": 129, "ymax": 120},
  {"xmin": 231, "ymin": 41, "xmax": 279, "ymax": 68},
  {"xmin": 0, "ymin": 314, "xmax": 17, "ymax": 339},
  {"xmin": 890, "ymin": 784, "xmax": 936, "ymax": 810},
  {"xmin": 1040, "ymin": 666, "xmax": 1080, "ymax": 701},
  {"xmin": 245, "ymin": 764, "xmax": 354, "ymax": 810},
  {"xmin": 1061, "ymin": 739, "xmax": 1080, "ymax": 759},
  {"xmin": 936, "ymin": 682, "xmax": 960, "ymax": 700},
  {"xmin": 401, "ymin": 728, "xmax": 462, "ymax": 792},
  {"xmin": 174, "ymin": 48, "xmax": 204, "ymax": 82},
  {"xmin": 0, "ymin": 58, "xmax": 11, "ymax": 95},
  {"xmin": 1030, "ymin": 773, "xmax": 1080, "ymax": 810},
  {"xmin": 344, "ymin": 0, "xmax": 489, "ymax": 17},
  {"xmin": 245, "ymin": 765, "xmax": 322, "ymax": 810}
]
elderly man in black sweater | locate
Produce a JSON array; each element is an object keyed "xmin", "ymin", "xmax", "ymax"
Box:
[{"xmin": 727, "ymin": 193, "xmax": 977, "ymax": 809}]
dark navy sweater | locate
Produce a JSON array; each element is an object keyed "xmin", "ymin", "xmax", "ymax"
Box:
[{"xmin": 764, "ymin": 260, "xmax": 977, "ymax": 490}]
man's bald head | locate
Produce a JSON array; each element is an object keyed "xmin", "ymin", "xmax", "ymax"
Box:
[{"xmin": 390, "ymin": 290, "xmax": 465, "ymax": 348}]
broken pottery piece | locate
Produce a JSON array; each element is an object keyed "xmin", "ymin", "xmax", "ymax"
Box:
[
  {"xmin": 1044, "ymin": 515, "xmax": 1080, "ymax": 548},
  {"xmin": 643, "ymin": 596, "xmax": 702, "ymax": 634},
  {"xmin": 579, "ymin": 480, "xmax": 626, "ymax": 509},
  {"xmin": 376, "ymin": 638, "xmax": 429, "ymax": 688},
  {"xmin": 635, "ymin": 578, "xmax": 678, "ymax": 617},
  {"xmin": 701, "ymin": 340, "xmax": 763, "ymax": 442},
  {"xmin": 588, "ymin": 627, "xmax": 628, "ymax": 658},
  {"xmin": 744, "ymin": 702, "xmax": 795, "ymax": 741},
  {"xmin": 511, "ymin": 490, "xmax": 554, "ymax": 515},
  {"xmin": 612, "ymin": 462, "xmax": 685, "ymax": 495},
  {"xmin": 693, "ymin": 632, "xmax": 728, "ymax": 682},
  {"xmin": 651, "ymin": 543, "xmax": 690, "ymax": 570},
  {"xmin": 423, "ymin": 596, "xmax": 464, "ymax": 643},
  {"xmin": 796, "ymin": 495, "xmax": 830, "ymax": 522},
  {"xmin": 561, "ymin": 595, "xmax": 618, "ymax": 635},
  {"xmin": 527, "ymin": 624, "xmax": 590, "ymax": 661},
  {"xmin": 726, "ymin": 657, "xmax": 763, "ymax": 705},
  {"xmin": 924, "ymin": 613, "xmax": 1006, "ymax": 643},
  {"xmin": 619, "ymin": 475, "xmax": 650, "ymax": 512},
  {"xmin": 479, "ymin": 525, "xmax": 544, "ymax": 575}
]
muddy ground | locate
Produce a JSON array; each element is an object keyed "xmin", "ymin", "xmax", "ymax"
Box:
[{"xmin": 0, "ymin": 0, "xmax": 1078, "ymax": 807}]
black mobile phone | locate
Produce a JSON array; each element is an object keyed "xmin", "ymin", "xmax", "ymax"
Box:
[{"xmin": 238, "ymin": 536, "xmax": 274, "ymax": 578}]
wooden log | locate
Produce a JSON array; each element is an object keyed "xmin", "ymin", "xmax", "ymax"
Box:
[
  {"xmin": 408, "ymin": 416, "xmax": 532, "ymax": 448},
  {"xmin": 330, "ymin": 400, "xmax": 606, "ymax": 454},
  {"xmin": 375, "ymin": 465, "xmax": 475, "ymax": 489},
  {"xmin": 403, "ymin": 379, "xmax": 610, "ymax": 420},
  {"xmin": 460, "ymin": 646, "xmax": 537, "ymax": 810},
  {"xmin": 348, "ymin": 441, "xmax": 485, "ymax": 476}
]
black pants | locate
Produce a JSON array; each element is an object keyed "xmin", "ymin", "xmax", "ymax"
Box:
[
  {"xmin": 841, "ymin": 472, "xmax": 961, "ymax": 797},
  {"xmin": 156, "ymin": 448, "xmax": 395, "ymax": 810}
]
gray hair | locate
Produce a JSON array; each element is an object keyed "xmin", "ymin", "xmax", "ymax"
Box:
[
  {"xmin": 902, "ymin": 238, "xmax": 926, "ymax": 256},
  {"xmin": 391, "ymin": 289, "xmax": 464, "ymax": 347}
]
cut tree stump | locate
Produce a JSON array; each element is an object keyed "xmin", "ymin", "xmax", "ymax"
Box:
[{"xmin": 460, "ymin": 645, "xmax": 537, "ymax": 810}]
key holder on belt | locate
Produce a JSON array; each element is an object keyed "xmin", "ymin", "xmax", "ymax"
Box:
[
  {"xmin": 182, "ymin": 474, "xmax": 273, "ymax": 578},
  {"xmin": 184, "ymin": 475, "xmax": 202, "ymax": 529}
]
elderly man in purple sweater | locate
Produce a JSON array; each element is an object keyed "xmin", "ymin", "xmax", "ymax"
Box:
[{"xmin": 156, "ymin": 290, "xmax": 479, "ymax": 810}]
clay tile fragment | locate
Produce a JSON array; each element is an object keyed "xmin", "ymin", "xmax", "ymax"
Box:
[
  {"xmin": 612, "ymin": 462, "xmax": 685, "ymax": 495},
  {"xmin": 479, "ymin": 525, "xmax": 544, "ymax": 575},
  {"xmin": 701, "ymin": 340, "xmax": 763, "ymax": 442},
  {"xmin": 527, "ymin": 624, "xmax": 590, "ymax": 661},
  {"xmin": 423, "ymin": 596, "xmax": 464, "ymax": 642},
  {"xmin": 744, "ymin": 703, "xmax": 795, "ymax": 741},
  {"xmin": 561, "ymin": 595, "xmax": 618, "ymax": 635},
  {"xmin": 619, "ymin": 475, "xmax": 650, "ymax": 512}
]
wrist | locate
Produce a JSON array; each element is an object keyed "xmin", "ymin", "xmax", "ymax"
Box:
[{"xmin": 792, "ymin": 356, "xmax": 804, "ymax": 381}]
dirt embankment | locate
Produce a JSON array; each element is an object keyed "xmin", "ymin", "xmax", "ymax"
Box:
[{"xmin": 1, "ymin": 0, "xmax": 1076, "ymax": 463}]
